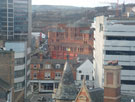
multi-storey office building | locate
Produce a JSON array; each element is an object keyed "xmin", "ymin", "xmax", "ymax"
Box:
[
  {"xmin": 0, "ymin": 0, "xmax": 32, "ymax": 101},
  {"xmin": 0, "ymin": 0, "xmax": 32, "ymax": 42},
  {"xmin": 93, "ymin": 16, "xmax": 135, "ymax": 94},
  {"xmin": 0, "ymin": 0, "xmax": 14, "ymax": 40}
]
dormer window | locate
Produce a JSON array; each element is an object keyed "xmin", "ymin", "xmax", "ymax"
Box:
[
  {"xmin": 55, "ymin": 64, "xmax": 60, "ymax": 69},
  {"xmin": 45, "ymin": 64, "xmax": 51, "ymax": 69},
  {"xmin": 33, "ymin": 64, "xmax": 37, "ymax": 69}
]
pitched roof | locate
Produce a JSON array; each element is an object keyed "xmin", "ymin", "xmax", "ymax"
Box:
[
  {"xmin": 31, "ymin": 56, "xmax": 79, "ymax": 69},
  {"xmin": 75, "ymin": 79, "xmax": 91, "ymax": 102},
  {"xmin": 89, "ymin": 88, "xmax": 104, "ymax": 102},
  {"xmin": 48, "ymin": 28, "xmax": 65, "ymax": 32},
  {"xmin": 55, "ymin": 60, "xmax": 78, "ymax": 100},
  {"xmin": 31, "ymin": 56, "xmax": 77, "ymax": 64}
]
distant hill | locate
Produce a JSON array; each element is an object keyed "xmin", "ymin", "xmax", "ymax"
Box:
[
  {"xmin": 32, "ymin": 5, "xmax": 95, "ymax": 33},
  {"xmin": 32, "ymin": 5, "xmax": 93, "ymax": 11}
]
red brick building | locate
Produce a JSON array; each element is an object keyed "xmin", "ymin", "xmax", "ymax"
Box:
[
  {"xmin": 30, "ymin": 56, "xmax": 77, "ymax": 93},
  {"xmin": 48, "ymin": 23, "xmax": 94, "ymax": 59}
]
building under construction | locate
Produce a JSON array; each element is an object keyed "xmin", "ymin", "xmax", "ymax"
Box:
[{"xmin": 48, "ymin": 22, "xmax": 94, "ymax": 59}]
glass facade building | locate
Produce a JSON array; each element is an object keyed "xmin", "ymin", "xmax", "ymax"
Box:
[
  {"xmin": 0, "ymin": 0, "xmax": 31, "ymax": 41},
  {"xmin": 0, "ymin": 0, "xmax": 14, "ymax": 40}
]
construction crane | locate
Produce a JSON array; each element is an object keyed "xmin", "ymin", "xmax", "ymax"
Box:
[
  {"xmin": 100, "ymin": 0, "xmax": 121, "ymax": 17},
  {"xmin": 116, "ymin": 0, "xmax": 119, "ymax": 17}
]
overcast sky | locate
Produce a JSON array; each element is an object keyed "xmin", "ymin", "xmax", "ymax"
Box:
[{"xmin": 32, "ymin": 0, "xmax": 135, "ymax": 7}]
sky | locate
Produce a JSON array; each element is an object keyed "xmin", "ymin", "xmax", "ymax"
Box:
[{"xmin": 32, "ymin": 0, "xmax": 135, "ymax": 7}]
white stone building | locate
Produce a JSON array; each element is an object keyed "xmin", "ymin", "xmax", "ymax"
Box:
[
  {"xmin": 76, "ymin": 59, "xmax": 94, "ymax": 89},
  {"xmin": 93, "ymin": 16, "xmax": 135, "ymax": 94}
]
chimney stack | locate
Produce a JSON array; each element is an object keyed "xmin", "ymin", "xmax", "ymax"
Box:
[
  {"xmin": 39, "ymin": 53, "xmax": 43, "ymax": 62},
  {"xmin": 104, "ymin": 61, "xmax": 122, "ymax": 102}
]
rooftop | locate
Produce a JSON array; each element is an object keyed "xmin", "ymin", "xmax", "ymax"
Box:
[
  {"xmin": 55, "ymin": 60, "xmax": 78, "ymax": 100},
  {"xmin": 48, "ymin": 28, "xmax": 65, "ymax": 32}
]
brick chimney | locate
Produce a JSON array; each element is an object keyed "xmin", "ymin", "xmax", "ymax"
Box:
[
  {"xmin": 104, "ymin": 61, "xmax": 122, "ymax": 102},
  {"xmin": 39, "ymin": 53, "xmax": 43, "ymax": 62}
]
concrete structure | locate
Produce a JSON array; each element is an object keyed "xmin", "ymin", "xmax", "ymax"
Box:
[
  {"xmin": 93, "ymin": 16, "xmax": 135, "ymax": 94},
  {"xmin": 76, "ymin": 59, "xmax": 94, "ymax": 89},
  {"xmin": 0, "ymin": 50, "xmax": 14, "ymax": 102}
]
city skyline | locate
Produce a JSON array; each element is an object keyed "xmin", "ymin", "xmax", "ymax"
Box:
[{"xmin": 32, "ymin": 0, "xmax": 135, "ymax": 7}]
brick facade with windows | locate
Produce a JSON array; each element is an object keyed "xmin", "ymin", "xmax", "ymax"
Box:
[
  {"xmin": 48, "ymin": 24, "xmax": 94, "ymax": 59},
  {"xmin": 30, "ymin": 56, "xmax": 77, "ymax": 92}
]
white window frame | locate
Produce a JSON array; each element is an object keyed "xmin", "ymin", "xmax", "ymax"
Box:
[
  {"xmin": 45, "ymin": 64, "xmax": 51, "ymax": 69},
  {"xmin": 45, "ymin": 72, "xmax": 51, "ymax": 79},
  {"xmin": 55, "ymin": 72, "xmax": 61, "ymax": 79}
]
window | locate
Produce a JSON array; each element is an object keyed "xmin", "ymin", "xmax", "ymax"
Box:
[
  {"xmin": 92, "ymin": 76, "xmax": 94, "ymax": 81},
  {"xmin": 122, "ymin": 66, "xmax": 135, "ymax": 70},
  {"xmin": 86, "ymin": 75, "xmax": 89, "ymax": 80},
  {"xmin": 55, "ymin": 64, "xmax": 60, "ymax": 69},
  {"xmin": 121, "ymin": 80, "xmax": 135, "ymax": 85},
  {"xmin": 40, "ymin": 64, "xmax": 43, "ymax": 69},
  {"xmin": 55, "ymin": 83, "xmax": 59, "ymax": 88},
  {"xmin": 14, "ymin": 69, "xmax": 25, "ymax": 78},
  {"xmin": 106, "ymin": 50, "xmax": 135, "ymax": 55},
  {"xmin": 81, "ymin": 75, "xmax": 84, "ymax": 80},
  {"xmin": 99, "ymin": 23, "xmax": 103, "ymax": 32},
  {"xmin": 45, "ymin": 64, "xmax": 51, "ymax": 69},
  {"xmin": 33, "ymin": 64, "xmax": 37, "ymax": 69},
  {"xmin": 15, "ymin": 57, "xmax": 25, "ymax": 65},
  {"xmin": 14, "ymin": 82, "xmax": 24, "ymax": 90},
  {"xmin": 45, "ymin": 72, "xmax": 51, "ymax": 79},
  {"xmin": 106, "ymin": 36, "xmax": 135, "ymax": 41},
  {"xmin": 33, "ymin": 73, "xmax": 37, "ymax": 79},
  {"xmin": 55, "ymin": 72, "xmax": 61, "ymax": 79},
  {"xmin": 41, "ymin": 83, "xmax": 53, "ymax": 90},
  {"xmin": 79, "ymin": 70, "xmax": 82, "ymax": 73}
]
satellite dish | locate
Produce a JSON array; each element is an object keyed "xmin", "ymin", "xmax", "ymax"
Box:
[{"xmin": 132, "ymin": 7, "xmax": 135, "ymax": 12}]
